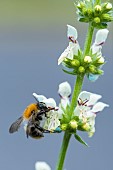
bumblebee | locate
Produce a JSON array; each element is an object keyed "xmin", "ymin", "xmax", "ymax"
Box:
[
  {"xmin": 9, "ymin": 97, "xmax": 54, "ymax": 134},
  {"xmin": 25, "ymin": 109, "xmax": 51, "ymax": 139}
]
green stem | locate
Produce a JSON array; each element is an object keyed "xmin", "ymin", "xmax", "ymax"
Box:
[
  {"xmin": 95, "ymin": 0, "xmax": 101, "ymax": 5},
  {"xmin": 56, "ymin": 132, "xmax": 71, "ymax": 170},
  {"xmin": 70, "ymin": 75, "xmax": 84, "ymax": 115},
  {"xmin": 83, "ymin": 22, "xmax": 94, "ymax": 57}
]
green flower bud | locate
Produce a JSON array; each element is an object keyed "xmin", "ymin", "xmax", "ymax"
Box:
[
  {"xmin": 97, "ymin": 69, "xmax": 103, "ymax": 75},
  {"xmin": 87, "ymin": 9, "xmax": 93, "ymax": 17},
  {"xmin": 94, "ymin": 17, "xmax": 101, "ymax": 23},
  {"xmin": 69, "ymin": 120, "xmax": 78, "ymax": 130},
  {"xmin": 94, "ymin": 5, "xmax": 102, "ymax": 12},
  {"xmin": 77, "ymin": 2, "xmax": 85, "ymax": 10},
  {"xmin": 102, "ymin": 14, "xmax": 112, "ymax": 22},
  {"xmin": 89, "ymin": 65, "xmax": 96, "ymax": 73},
  {"xmin": 78, "ymin": 66, "xmax": 85, "ymax": 73},
  {"xmin": 82, "ymin": 8, "xmax": 88, "ymax": 16},
  {"xmin": 97, "ymin": 56, "xmax": 105, "ymax": 64},
  {"xmin": 71, "ymin": 59, "xmax": 80, "ymax": 67},
  {"xmin": 61, "ymin": 124, "xmax": 67, "ymax": 131},
  {"xmin": 82, "ymin": 123, "xmax": 90, "ymax": 131}
]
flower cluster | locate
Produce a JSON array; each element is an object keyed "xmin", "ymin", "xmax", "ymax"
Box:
[
  {"xmin": 58, "ymin": 25, "xmax": 109, "ymax": 81},
  {"xmin": 58, "ymin": 82, "xmax": 108, "ymax": 138},
  {"xmin": 32, "ymin": 82, "xmax": 108, "ymax": 145},
  {"xmin": 76, "ymin": 0, "xmax": 113, "ymax": 29}
]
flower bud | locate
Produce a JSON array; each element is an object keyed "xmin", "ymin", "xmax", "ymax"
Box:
[
  {"xmin": 94, "ymin": 17, "xmax": 100, "ymax": 24},
  {"xmin": 89, "ymin": 65, "xmax": 96, "ymax": 74},
  {"xmin": 82, "ymin": 8, "xmax": 88, "ymax": 16},
  {"xmin": 97, "ymin": 69, "xmax": 103, "ymax": 75},
  {"xmin": 78, "ymin": 66, "xmax": 85, "ymax": 73},
  {"xmin": 84, "ymin": 56, "xmax": 92, "ymax": 63},
  {"xmin": 61, "ymin": 124, "xmax": 68, "ymax": 131},
  {"xmin": 77, "ymin": 2, "xmax": 85, "ymax": 10},
  {"xmin": 106, "ymin": 3, "xmax": 112, "ymax": 10},
  {"xmin": 87, "ymin": 9, "xmax": 93, "ymax": 17},
  {"xmin": 69, "ymin": 120, "xmax": 78, "ymax": 129},
  {"xmin": 102, "ymin": 14, "xmax": 112, "ymax": 21},
  {"xmin": 71, "ymin": 59, "xmax": 80, "ymax": 67},
  {"xmin": 82, "ymin": 123, "xmax": 90, "ymax": 131},
  {"xmin": 97, "ymin": 56, "xmax": 105, "ymax": 64},
  {"xmin": 94, "ymin": 5, "xmax": 102, "ymax": 12}
]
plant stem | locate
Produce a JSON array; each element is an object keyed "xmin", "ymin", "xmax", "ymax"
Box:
[
  {"xmin": 95, "ymin": 0, "xmax": 101, "ymax": 5},
  {"xmin": 55, "ymin": 132, "xmax": 71, "ymax": 170},
  {"xmin": 83, "ymin": 22, "xmax": 94, "ymax": 57},
  {"xmin": 70, "ymin": 75, "xmax": 84, "ymax": 115}
]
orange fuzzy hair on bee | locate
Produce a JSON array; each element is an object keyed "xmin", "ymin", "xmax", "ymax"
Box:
[{"xmin": 23, "ymin": 103, "xmax": 38, "ymax": 119}]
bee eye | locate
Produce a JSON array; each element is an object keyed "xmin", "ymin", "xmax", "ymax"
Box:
[{"xmin": 39, "ymin": 102, "xmax": 47, "ymax": 110}]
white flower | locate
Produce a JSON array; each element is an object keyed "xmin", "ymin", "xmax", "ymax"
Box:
[
  {"xmin": 58, "ymin": 25, "xmax": 80, "ymax": 65},
  {"xmin": 58, "ymin": 81, "xmax": 71, "ymax": 98},
  {"xmin": 91, "ymin": 29, "xmax": 109, "ymax": 55},
  {"xmin": 67, "ymin": 24, "xmax": 78, "ymax": 42},
  {"xmin": 32, "ymin": 93, "xmax": 60, "ymax": 131},
  {"xmin": 35, "ymin": 161, "xmax": 51, "ymax": 170},
  {"xmin": 43, "ymin": 110, "xmax": 60, "ymax": 131},
  {"xmin": 74, "ymin": 91, "xmax": 109, "ymax": 137},
  {"xmin": 58, "ymin": 81, "xmax": 71, "ymax": 118}
]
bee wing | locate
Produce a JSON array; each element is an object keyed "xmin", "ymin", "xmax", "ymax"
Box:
[{"xmin": 9, "ymin": 116, "xmax": 23, "ymax": 133}]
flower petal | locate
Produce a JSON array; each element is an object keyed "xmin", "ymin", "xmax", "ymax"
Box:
[
  {"xmin": 91, "ymin": 102, "xmax": 109, "ymax": 113},
  {"xmin": 91, "ymin": 44, "xmax": 102, "ymax": 55},
  {"xmin": 58, "ymin": 44, "xmax": 73, "ymax": 65},
  {"xmin": 70, "ymin": 42, "xmax": 80, "ymax": 56},
  {"xmin": 33, "ymin": 93, "xmax": 47, "ymax": 102},
  {"xmin": 58, "ymin": 81, "xmax": 71, "ymax": 98},
  {"xmin": 35, "ymin": 161, "xmax": 51, "ymax": 170},
  {"xmin": 78, "ymin": 91, "xmax": 91, "ymax": 103},
  {"xmin": 95, "ymin": 29, "xmax": 109, "ymax": 45},
  {"xmin": 87, "ymin": 74, "xmax": 99, "ymax": 82},
  {"xmin": 67, "ymin": 24, "xmax": 78, "ymax": 42},
  {"xmin": 87, "ymin": 93, "xmax": 102, "ymax": 106},
  {"xmin": 43, "ymin": 111, "xmax": 60, "ymax": 131},
  {"xmin": 43, "ymin": 98, "xmax": 56, "ymax": 108}
]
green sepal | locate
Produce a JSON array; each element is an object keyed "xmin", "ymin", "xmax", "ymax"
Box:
[
  {"xmin": 92, "ymin": 22, "xmax": 108, "ymax": 29},
  {"xmin": 60, "ymin": 104, "xmax": 71, "ymax": 124},
  {"xmin": 62, "ymin": 69, "xmax": 77, "ymax": 75},
  {"xmin": 78, "ymin": 17, "xmax": 90, "ymax": 22},
  {"xmin": 74, "ymin": 133, "xmax": 88, "ymax": 147}
]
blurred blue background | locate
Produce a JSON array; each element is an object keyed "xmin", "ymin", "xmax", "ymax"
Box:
[{"xmin": 0, "ymin": 0, "xmax": 113, "ymax": 170}]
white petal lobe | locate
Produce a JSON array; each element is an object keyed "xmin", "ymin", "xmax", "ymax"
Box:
[
  {"xmin": 95, "ymin": 29, "xmax": 109, "ymax": 45},
  {"xmin": 92, "ymin": 102, "xmax": 109, "ymax": 113}
]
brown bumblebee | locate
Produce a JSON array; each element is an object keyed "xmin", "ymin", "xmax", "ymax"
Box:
[
  {"xmin": 25, "ymin": 109, "xmax": 51, "ymax": 139},
  {"xmin": 9, "ymin": 97, "xmax": 55, "ymax": 138}
]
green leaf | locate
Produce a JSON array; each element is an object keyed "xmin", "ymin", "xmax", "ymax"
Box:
[{"xmin": 74, "ymin": 133, "xmax": 88, "ymax": 147}]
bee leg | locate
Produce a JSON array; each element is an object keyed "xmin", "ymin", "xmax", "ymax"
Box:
[{"xmin": 9, "ymin": 116, "xmax": 23, "ymax": 133}]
